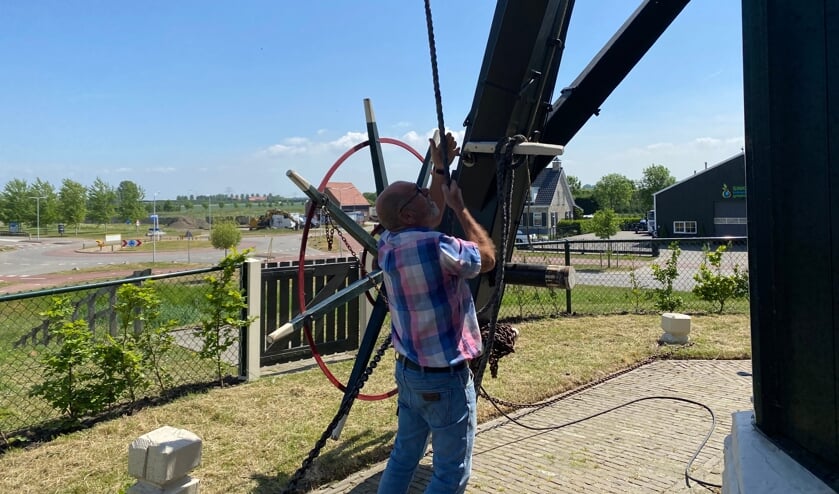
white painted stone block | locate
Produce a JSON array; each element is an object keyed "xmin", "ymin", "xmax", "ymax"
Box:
[
  {"xmin": 127, "ymin": 476, "xmax": 199, "ymax": 494},
  {"xmin": 128, "ymin": 426, "xmax": 202, "ymax": 486},
  {"xmin": 660, "ymin": 312, "xmax": 691, "ymax": 344},
  {"xmin": 722, "ymin": 411, "xmax": 833, "ymax": 493}
]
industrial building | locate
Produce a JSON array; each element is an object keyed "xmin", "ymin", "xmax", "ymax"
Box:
[{"xmin": 653, "ymin": 153, "xmax": 746, "ymax": 237}]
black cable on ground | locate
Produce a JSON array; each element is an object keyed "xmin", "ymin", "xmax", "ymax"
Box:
[{"xmin": 480, "ymin": 390, "xmax": 722, "ymax": 491}]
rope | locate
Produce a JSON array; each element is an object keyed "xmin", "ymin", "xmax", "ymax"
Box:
[
  {"xmin": 423, "ymin": 0, "xmax": 449, "ymax": 182},
  {"xmin": 472, "ymin": 136, "xmax": 526, "ymax": 391}
]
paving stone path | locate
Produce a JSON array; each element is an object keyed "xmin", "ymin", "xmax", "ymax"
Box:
[{"xmin": 313, "ymin": 359, "xmax": 752, "ymax": 493}]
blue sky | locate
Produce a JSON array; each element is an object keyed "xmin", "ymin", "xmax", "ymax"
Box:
[{"xmin": 0, "ymin": 1, "xmax": 744, "ymax": 200}]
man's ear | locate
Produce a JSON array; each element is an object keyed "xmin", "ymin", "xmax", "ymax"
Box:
[{"xmin": 399, "ymin": 209, "xmax": 415, "ymax": 225}]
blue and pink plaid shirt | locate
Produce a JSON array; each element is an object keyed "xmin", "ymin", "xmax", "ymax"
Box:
[{"xmin": 378, "ymin": 227, "xmax": 483, "ymax": 368}]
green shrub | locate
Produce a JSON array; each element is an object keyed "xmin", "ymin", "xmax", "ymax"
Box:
[
  {"xmin": 195, "ymin": 249, "xmax": 254, "ymax": 385},
  {"xmin": 29, "ymin": 297, "xmax": 106, "ymax": 420},
  {"xmin": 113, "ymin": 281, "xmax": 177, "ymax": 394},
  {"xmin": 692, "ymin": 244, "xmax": 750, "ymax": 314},
  {"xmin": 650, "ymin": 242, "xmax": 684, "ymax": 312}
]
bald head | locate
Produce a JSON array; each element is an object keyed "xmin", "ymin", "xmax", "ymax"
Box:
[{"xmin": 375, "ymin": 181, "xmax": 414, "ymax": 231}]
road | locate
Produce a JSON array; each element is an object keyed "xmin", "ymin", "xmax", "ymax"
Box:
[
  {"xmin": 0, "ymin": 232, "xmax": 339, "ymax": 277},
  {"xmin": 1, "ymin": 230, "xmax": 748, "ymax": 294}
]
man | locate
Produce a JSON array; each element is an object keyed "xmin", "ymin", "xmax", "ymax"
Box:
[{"xmin": 375, "ymin": 133, "xmax": 496, "ymax": 494}]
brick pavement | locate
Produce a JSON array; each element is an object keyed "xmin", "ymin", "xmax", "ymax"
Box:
[{"xmin": 312, "ymin": 360, "xmax": 753, "ymax": 493}]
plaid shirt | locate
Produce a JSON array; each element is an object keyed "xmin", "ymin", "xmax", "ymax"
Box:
[{"xmin": 378, "ymin": 227, "xmax": 482, "ymax": 367}]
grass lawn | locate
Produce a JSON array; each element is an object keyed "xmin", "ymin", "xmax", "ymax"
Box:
[{"xmin": 0, "ymin": 313, "xmax": 750, "ymax": 494}]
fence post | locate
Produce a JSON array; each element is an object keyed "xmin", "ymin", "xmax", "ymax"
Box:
[
  {"xmin": 564, "ymin": 240, "xmax": 572, "ymax": 314},
  {"xmin": 240, "ymin": 258, "xmax": 262, "ymax": 381}
]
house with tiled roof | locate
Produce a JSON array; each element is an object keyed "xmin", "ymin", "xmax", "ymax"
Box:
[
  {"xmin": 323, "ymin": 182, "xmax": 371, "ymax": 222},
  {"xmin": 519, "ymin": 159, "xmax": 577, "ymax": 237}
]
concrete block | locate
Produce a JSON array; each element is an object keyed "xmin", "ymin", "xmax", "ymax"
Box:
[
  {"xmin": 127, "ymin": 476, "xmax": 199, "ymax": 494},
  {"xmin": 660, "ymin": 312, "xmax": 691, "ymax": 344},
  {"xmin": 128, "ymin": 426, "xmax": 202, "ymax": 486},
  {"xmin": 722, "ymin": 411, "xmax": 833, "ymax": 493}
]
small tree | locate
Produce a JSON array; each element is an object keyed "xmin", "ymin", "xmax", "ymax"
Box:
[
  {"xmin": 113, "ymin": 281, "xmax": 177, "ymax": 394},
  {"xmin": 29, "ymin": 297, "xmax": 104, "ymax": 420},
  {"xmin": 210, "ymin": 221, "xmax": 242, "ymax": 255},
  {"xmin": 592, "ymin": 173, "xmax": 635, "ymax": 212},
  {"xmin": 650, "ymin": 242, "xmax": 683, "ymax": 312},
  {"xmin": 591, "ymin": 208, "xmax": 618, "ymax": 267},
  {"xmin": 87, "ymin": 177, "xmax": 117, "ymax": 229},
  {"xmin": 195, "ymin": 249, "xmax": 254, "ymax": 385},
  {"xmin": 692, "ymin": 243, "xmax": 750, "ymax": 313},
  {"xmin": 626, "ymin": 271, "xmax": 646, "ymax": 313},
  {"xmin": 58, "ymin": 179, "xmax": 87, "ymax": 234}
]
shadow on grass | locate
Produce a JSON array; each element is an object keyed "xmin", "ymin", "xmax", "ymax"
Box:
[
  {"xmin": 250, "ymin": 429, "xmax": 396, "ymax": 494},
  {"xmin": 0, "ymin": 375, "xmax": 239, "ymax": 456}
]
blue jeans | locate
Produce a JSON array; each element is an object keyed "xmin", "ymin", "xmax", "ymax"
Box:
[{"xmin": 377, "ymin": 359, "xmax": 476, "ymax": 494}]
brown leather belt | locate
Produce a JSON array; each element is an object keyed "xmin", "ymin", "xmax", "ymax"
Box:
[{"xmin": 396, "ymin": 354, "xmax": 467, "ymax": 373}]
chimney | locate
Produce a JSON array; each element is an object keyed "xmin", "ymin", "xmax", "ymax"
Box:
[{"xmin": 552, "ymin": 158, "xmax": 561, "ymax": 170}]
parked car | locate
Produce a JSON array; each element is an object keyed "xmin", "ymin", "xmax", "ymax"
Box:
[
  {"xmin": 515, "ymin": 230, "xmax": 533, "ymax": 249},
  {"xmin": 146, "ymin": 228, "xmax": 166, "ymax": 237},
  {"xmin": 289, "ymin": 213, "xmax": 320, "ymax": 229}
]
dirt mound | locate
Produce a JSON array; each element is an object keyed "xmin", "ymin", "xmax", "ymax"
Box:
[{"xmin": 165, "ymin": 216, "xmax": 210, "ymax": 230}]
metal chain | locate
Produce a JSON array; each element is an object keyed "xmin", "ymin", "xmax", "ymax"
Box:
[
  {"xmin": 323, "ymin": 207, "xmax": 335, "ymax": 251},
  {"xmin": 282, "ymin": 214, "xmax": 388, "ymax": 492},
  {"xmin": 321, "ymin": 208, "xmax": 361, "ymax": 260},
  {"xmin": 473, "ymin": 136, "xmax": 524, "ymax": 391},
  {"xmin": 332, "ymin": 222, "xmax": 359, "ymax": 259},
  {"xmin": 282, "ymin": 333, "xmax": 394, "ymax": 494}
]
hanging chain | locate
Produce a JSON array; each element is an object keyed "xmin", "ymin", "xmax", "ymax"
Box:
[
  {"xmin": 332, "ymin": 221, "xmax": 359, "ymax": 259},
  {"xmin": 472, "ymin": 136, "xmax": 524, "ymax": 391},
  {"xmin": 322, "ymin": 206, "xmax": 335, "ymax": 251},
  {"xmin": 321, "ymin": 207, "xmax": 362, "ymax": 260},
  {"xmin": 282, "ymin": 333, "xmax": 394, "ymax": 494}
]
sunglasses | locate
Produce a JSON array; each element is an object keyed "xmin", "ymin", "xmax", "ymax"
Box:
[{"xmin": 398, "ymin": 184, "xmax": 427, "ymax": 214}]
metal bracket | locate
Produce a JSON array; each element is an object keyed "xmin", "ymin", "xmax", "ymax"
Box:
[{"xmin": 461, "ymin": 140, "xmax": 564, "ymax": 166}]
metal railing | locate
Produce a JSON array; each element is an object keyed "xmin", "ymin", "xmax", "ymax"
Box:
[
  {"xmin": 0, "ymin": 267, "xmax": 233, "ymax": 445},
  {"xmin": 499, "ymin": 236, "xmax": 750, "ymax": 319},
  {"xmin": 1, "ymin": 236, "xmax": 750, "ymax": 447}
]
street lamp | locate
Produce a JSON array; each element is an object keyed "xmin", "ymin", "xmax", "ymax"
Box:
[
  {"xmin": 29, "ymin": 196, "xmax": 46, "ymax": 241},
  {"xmin": 187, "ymin": 188, "xmax": 195, "ymax": 226},
  {"xmin": 152, "ymin": 192, "xmax": 159, "ymax": 263}
]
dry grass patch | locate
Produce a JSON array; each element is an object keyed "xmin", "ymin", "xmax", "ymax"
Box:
[{"xmin": 0, "ymin": 313, "xmax": 750, "ymax": 493}]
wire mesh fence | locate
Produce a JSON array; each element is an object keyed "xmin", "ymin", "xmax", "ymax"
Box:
[
  {"xmin": 498, "ymin": 236, "xmax": 750, "ymax": 320},
  {"xmin": 0, "ymin": 267, "xmax": 240, "ymax": 446},
  {"xmin": 0, "ymin": 236, "xmax": 749, "ymax": 447}
]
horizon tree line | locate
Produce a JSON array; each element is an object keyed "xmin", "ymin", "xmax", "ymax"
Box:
[{"xmin": 0, "ymin": 177, "xmax": 306, "ymax": 234}]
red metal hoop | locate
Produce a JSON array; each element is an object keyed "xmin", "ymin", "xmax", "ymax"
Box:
[{"xmin": 296, "ymin": 137, "xmax": 423, "ymax": 400}]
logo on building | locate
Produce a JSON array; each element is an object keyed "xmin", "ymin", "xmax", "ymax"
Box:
[{"xmin": 721, "ymin": 184, "xmax": 746, "ymax": 199}]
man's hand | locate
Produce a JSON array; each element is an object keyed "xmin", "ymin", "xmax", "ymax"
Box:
[
  {"xmin": 429, "ymin": 132, "xmax": 460, "ymax": 172},
  {"xmin": 441, "ymin": 181, "xmax": 466, "ymax": 212},
  {"xmin": 428, "ymin": 132, "xmax": 460, "ymax": 228}
]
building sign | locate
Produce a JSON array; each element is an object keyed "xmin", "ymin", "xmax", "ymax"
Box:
[{"xmin": 722, "ymin": 184, "xmax": 747, "ymax": 199}]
